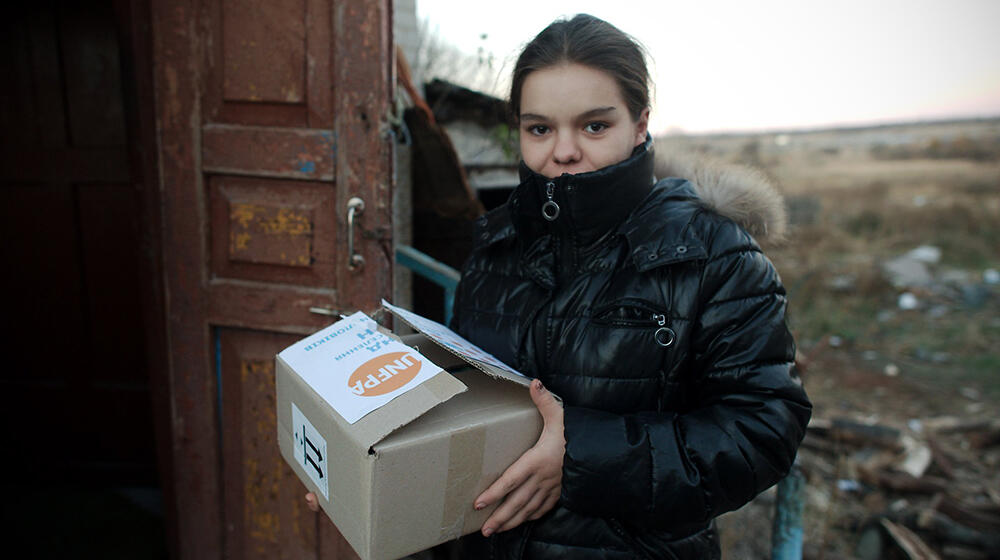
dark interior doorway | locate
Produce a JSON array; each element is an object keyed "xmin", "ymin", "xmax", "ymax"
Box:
[{"xmin": 0, "ymin": 1, "xmax": 166, "ymax": 556}]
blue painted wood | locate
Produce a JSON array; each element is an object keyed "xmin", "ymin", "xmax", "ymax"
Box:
[
  {"xmin": 395, "ymin": 245, "xmax": 461, "ymax": 325},
  {"xmin": 771, "ymin": 467, "xmax": 806, "ymax": 560}
]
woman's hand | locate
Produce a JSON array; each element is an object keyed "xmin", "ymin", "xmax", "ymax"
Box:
[
  {"xmin": 475, "ymin": 379, "xmax": 565, "ymax": 537},
  {"xmin": 304, "ymin": 492, "xmax": 319, "ymax": 512}
]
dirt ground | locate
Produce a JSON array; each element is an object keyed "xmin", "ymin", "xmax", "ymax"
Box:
[{"xmin": 658, "ymin": 118, "xmax": 1000, "ymax": 559}]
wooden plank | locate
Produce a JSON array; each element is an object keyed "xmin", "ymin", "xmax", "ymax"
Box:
[
  {"xmin": 207, "ymin": 279, "xmax": 341, "ymax": 335},
  {"xmin": 331, "ymin": 0, "xmax": 394, "ymax": 311},
  {"xmin": 151, "ymin": 0, "xmax": 224, "ymax": 556},
  {"xmin": 202, "ymin": 124, "xmax": 335, "ymax": 180}
]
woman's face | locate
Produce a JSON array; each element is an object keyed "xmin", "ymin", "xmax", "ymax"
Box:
[{"xmin": 518, "ymin": 63, "xmax": 649, "ymax": 178}]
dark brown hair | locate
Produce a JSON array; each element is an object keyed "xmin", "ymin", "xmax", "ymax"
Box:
[{"xmin": 509, "ymin": 14, "xmax": 650, "ymax": 122}]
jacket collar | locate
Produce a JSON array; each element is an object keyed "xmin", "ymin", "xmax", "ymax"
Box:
[
  {"xmin": 507, "ymin": 135, "xmax": 657, "ymax": 247},
  {"xmin": 472, "ymin": 138, "xmax": 710, "ymax": 275}
]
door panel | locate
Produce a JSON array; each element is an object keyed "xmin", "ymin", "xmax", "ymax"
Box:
[
  {"xmin": 202, "ymin": 124, "xmax": 336, "ymax": 180},
  {"xmin": 205, "ymin": 0, "xmax": 331, "ymax": 128},
  {"xmin": 209, "ymin": 175, "xmax": 337, "ymax": 283},
  {"xmin": 219, "ymin": 329, "xmax": 318, "ymax": 560}
]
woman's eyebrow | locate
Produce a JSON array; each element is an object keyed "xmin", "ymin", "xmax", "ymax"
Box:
[
  {"xmin": 578, "ymin": 106, "xmax": 617, "ymax": 119},
  {"xmin": 519, "ymin": 112, "xmax": 548, "ymax": 122},
  {"xmin": 520, "ymin": 107, "xmax": 618, "ymax": 123}
]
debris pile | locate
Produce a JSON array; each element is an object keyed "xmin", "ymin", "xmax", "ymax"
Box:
[{"xmin": 798, "ymin": 415, "xmax": 1000, "ymax": 559}]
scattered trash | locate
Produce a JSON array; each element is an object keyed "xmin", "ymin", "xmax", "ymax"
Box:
[
  {"xmin": 883, "ymin": 257, "xmax": 932, "ymax": 288},
  {"xmin": 829, "ymin": 335, "xmax": 843, "ymax": 347},
  {"xmin": 884, "ymin": 364, "xmax": 900, "ymax": 377},
  {"xmin": 898, "ymin": 434, "xmax": 932, "ymax": 478},
  {"xmin": 959, "ymin": 386, "xmax": 981, "ymax": 401},
  {"xmin": 898, "ymin": 292, "xmax": 919, "ymax": 310},
  {"xmin": 827, "ymin": 274, "xmax": 857, "ymax": 292},
  {"xmin": 985, "ymin": 268, "xmax": 1000, "ymax": 285},
  {"xmin": 862, "ymin": 350, "xmax": 879, "ymax": 361},
  {"xmin": 905, "ymin": 245, "xmax": 942, "ymax": 264},
  {"xmin": 837, "ymin": 479, "xmax": 863, "ymax": 492},
  {"xmin": 912, "ymin": 195, "xmax": 928, "ymax": 207}
]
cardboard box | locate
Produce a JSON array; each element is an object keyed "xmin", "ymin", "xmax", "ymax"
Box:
[{"xmin": 276, "ymin": 314, "xmax": 542, "ymax": 560}]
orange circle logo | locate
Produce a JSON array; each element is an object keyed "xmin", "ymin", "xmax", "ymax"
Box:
[{"xmin": 348, "ymin": 351, "xmax": 423, "ymax": 397}]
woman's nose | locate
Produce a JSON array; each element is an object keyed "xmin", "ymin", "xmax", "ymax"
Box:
[{"xmin": 552, "ymin": 132, "xmax": 581, "ymax": 163}]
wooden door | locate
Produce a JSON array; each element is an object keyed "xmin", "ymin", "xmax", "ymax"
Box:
[
  {"xmin": 151, "ymin": 0, "xmax": 394, "ymax": 558},
  {"xmin": 0, "ymin": 1, "xmax": 157, "ymax": 485}
]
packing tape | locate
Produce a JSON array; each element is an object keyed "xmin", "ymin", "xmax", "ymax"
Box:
[{"xmin": 440, "ymin": 425, "xmax": 487, "ymax": 540}]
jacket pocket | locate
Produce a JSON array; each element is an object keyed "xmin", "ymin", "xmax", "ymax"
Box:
[
  {"xmin": 591, "ymin": 298, "xmax": 667, "ymax": 327},
  {"xmin": 591, "ymin": 299, "xmax": 677, "ymax": 348}
]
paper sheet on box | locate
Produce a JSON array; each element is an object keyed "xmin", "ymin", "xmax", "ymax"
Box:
[
  {"xmin": 278, "ymin": 312, "xmax": 445, "ymax": 424},
  {"xmin": 381, "ymin": 299, "xmax": 526, "ymax": 379}
]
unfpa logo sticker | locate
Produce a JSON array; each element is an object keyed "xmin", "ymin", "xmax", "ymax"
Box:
[{"xmin": 348, "ymin": 351, "xmax": 423, "ymax": 397}]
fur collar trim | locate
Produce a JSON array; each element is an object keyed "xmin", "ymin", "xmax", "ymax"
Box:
[{"xmin": 653, "ymin": 153, "xmax": 787, "ymax": 241}]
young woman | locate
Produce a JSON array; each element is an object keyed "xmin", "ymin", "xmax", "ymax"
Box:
[
  {"xmin": 310, "ymin": 14, "xmax": 811, "ymax": 559},
  {"xmin": 448, "ymin": 13, "xmax": 811, "ymax": 559}
]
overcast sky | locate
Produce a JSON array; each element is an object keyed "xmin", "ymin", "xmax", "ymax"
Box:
[{"xmin": 416, "ymin": 0, "xmax": 1000, "ymax": 133}]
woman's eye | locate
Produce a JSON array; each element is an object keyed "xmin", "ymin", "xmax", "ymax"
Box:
[
  {"xmin": 527, "ymin": 125, "xmax": 549, "ymax": 136},
  {"xmin": 585, "ymin": 122, "xmax": 608, "ymax": 134}
]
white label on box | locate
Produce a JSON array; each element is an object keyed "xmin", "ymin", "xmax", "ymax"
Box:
[
  {"xmin": 292, "ymin": 402, "xmax": 329, "ymax": 500},
  {"xmin": 382, "ymin": 299, "xmax": 526, "ymax": 378},
  {"xmin": 279, "ymin": 312, "xmax": 445, "ymax": 424}
]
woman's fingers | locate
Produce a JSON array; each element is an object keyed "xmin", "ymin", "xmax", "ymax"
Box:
[
  {"xmin": 496, "ymin": 486, "xmax": 549, "ymax": 533},
  {"xmin": 528, "ymin": 493, "xmax": 560, "ymax": 521},
  {"xmin": 483, "ymin": 482, "xmax": 540, "ymax": 535},
  {"xmin": 475, "ymin": 454, "xmax": 531, "ymax": 510},
  {"xmin": 304, "ymin": 492, "xmax": 319, "ymax": 512},
  {"xmin": 475, "ymin": 378, "xmax": 566, "ymax": 537}
]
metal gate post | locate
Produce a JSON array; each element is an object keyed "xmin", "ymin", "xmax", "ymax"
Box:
[
  {"xmin": 771, "ymin": 466, "xmax": 806, "ymax": 560},
  {"xmin": 395, "ymin": 245, "xmax": 461, "ymax": 325}
]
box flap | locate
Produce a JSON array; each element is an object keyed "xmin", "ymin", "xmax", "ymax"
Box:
[
  {"xmin": 278, "ymin": 311, "xmax": 469, "ymax": 428},
  {"xmin": 277, "ymin": 354, "xmax": 468, "ymax": 450},
  {"xmin": 382, "ymin": 300, "xmax": 532, "ymax": 389},
  {"xmin": 349, "ymin": 369, "xmax": 468, "ymax": 449}
]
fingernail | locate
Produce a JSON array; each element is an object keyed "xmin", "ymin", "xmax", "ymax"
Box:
[
  {"xmin": 534, "ymin": 379, "xmax": 544, "ymax": 391},
  {"xmin": 474, "ymin": 502, "xmax": 485, "ymax": 511},
  {"xmin": 483, "ymin": 528, "xmax": 493, "ymax": 537}
]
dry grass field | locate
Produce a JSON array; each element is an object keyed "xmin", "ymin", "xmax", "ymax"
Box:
[{"xmin": 658, "ymin": 118, "xmax": 1000, "ymax": 559}]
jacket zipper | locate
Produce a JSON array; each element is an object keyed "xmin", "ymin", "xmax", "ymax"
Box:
[{"xmin": 541, "ymin": 181, "xmax": 560, "ymax": 221}]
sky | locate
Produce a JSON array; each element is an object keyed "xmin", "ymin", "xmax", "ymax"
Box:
[{"xmin": 415, "ymin": 0, "xmax": 1000, "ymax": 134}]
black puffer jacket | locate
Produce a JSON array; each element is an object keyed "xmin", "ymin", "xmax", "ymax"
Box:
[{"xmin": 451, "ymin": 138, "xmax": 811, "ymax": 559}]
